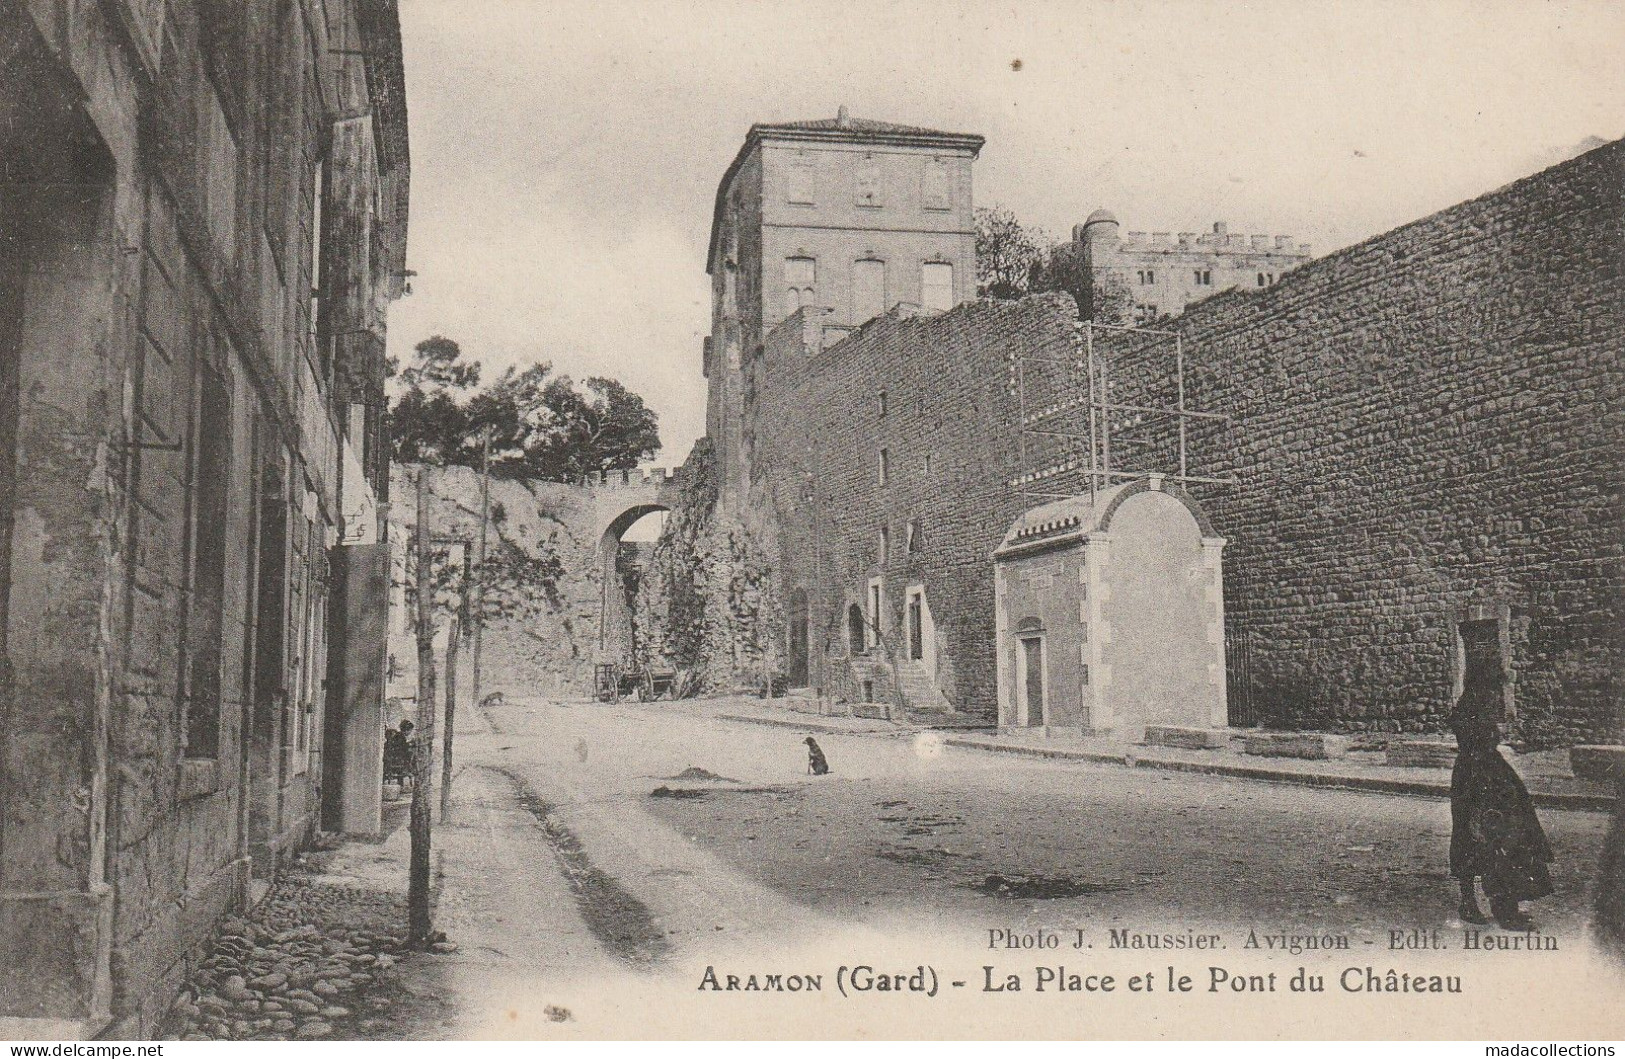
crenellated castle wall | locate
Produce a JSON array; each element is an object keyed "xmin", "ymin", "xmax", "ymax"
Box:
[{"xmin": 726, "ymin": 139, "xmax": 1623, "ymax": 745}]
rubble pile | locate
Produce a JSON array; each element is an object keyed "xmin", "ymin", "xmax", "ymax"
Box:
[{"xmin": 164, "ymin": 876, "xmax": 407, "ymax": 1041}]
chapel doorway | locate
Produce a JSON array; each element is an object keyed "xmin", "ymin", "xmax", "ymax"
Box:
[
  {"xmin": 1457, "ymin": 615, "xmax": 1510, "ymax": 722},
  {"xmin": 1018, "ymin": 635, "xmax": 1045, "ymax": 727}
]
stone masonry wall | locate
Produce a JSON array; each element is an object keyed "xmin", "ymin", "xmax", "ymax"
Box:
[
  {"xmin": 734, "ymin": 142, "xmax": 1622, "ymax": 746},
  {"xmin": 743, "ymin": 296, "xmax": 1080, "ymax": 716},
  {"xmin": 633, "ymin": 440, "xmax": 784, "ymax": 695},
  {"xmin": 1173, "ymin": 139, "xmax": 1624, "ymax": 747}
]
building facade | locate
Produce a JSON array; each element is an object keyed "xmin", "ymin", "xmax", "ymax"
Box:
[
  {"xmin": 1071, "ymin": 210, "xmax": 1310, "ymax": 324},
  {"xmin": 715, "ymin": 111, "xmax": 1621, "ymax": 748},
  {"xmin": 745, "ymin": 296, "xmax": 1077, "ymax": 719},
  {"xmin": 0, "ymin": 0, "xmax": 408, "ymax": 1037},
  {"xmin": 705, "ymin": 109, "xmax": 984, "ymax": 505}
]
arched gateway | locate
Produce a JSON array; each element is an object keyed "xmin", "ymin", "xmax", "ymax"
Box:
[{"xmin": 583, "ymin": 467, "xmax": 685, "ymax": 667}]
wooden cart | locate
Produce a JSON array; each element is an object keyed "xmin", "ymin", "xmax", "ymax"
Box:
[
  {"xmin": 596, "ymin": 663, "xmax": 676, "ymax": 702},
  {"xmin": 594, "ymin": 663, "xmax": 621, "ymax": 703},
  {"xmin": 639, "ymin": 668, "xmax": 676, "ymax": 701}
]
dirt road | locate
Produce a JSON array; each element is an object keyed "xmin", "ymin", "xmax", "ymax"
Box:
[{"xmin": 416, "ymin": 695, "xmax": 1622, "ymax": 1039}]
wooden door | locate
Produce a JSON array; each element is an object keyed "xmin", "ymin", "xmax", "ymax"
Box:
[{"xmin": 1021, "ymin": 636, "xmax": 1045, "ymax": 727}]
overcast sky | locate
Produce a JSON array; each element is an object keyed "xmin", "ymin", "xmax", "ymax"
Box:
[{"xmin": 388, "ymin": 0, "xmax": 1623, "ymax": 466}]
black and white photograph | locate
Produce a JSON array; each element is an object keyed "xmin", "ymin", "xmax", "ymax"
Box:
[{"xmin": 0, "ymin": 0, "xmax": 1622, "ymax": 1044}]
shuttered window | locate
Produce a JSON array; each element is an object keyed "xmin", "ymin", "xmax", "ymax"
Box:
[
  {"xmin": 853, "ymin": 259, "xmax": 886, "ymax": 323},
  {"xmin": 922, "ymin": 262, "xmax": 954, "ymax": 311}
]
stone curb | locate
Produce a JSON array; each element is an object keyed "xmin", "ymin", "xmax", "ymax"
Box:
[
  {"xmin": 941, "ymin": 737, "xmax": 1616, "ymax": 812},
  {"xmin": 714, "ymin": 712, "xmax": 913, "ymax": 736},
  {"xmin": 702, "ymin": 707, "xmax": 1613, "ymax": 811}
]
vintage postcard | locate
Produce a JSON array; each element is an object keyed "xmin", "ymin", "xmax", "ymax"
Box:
[{"xmin": 0, "ymin": 0, "xmax": 1621, "ymax": 1044}]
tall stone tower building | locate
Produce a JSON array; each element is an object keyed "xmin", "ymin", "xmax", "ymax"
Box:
[{"xmin": 705, "ymin": 108, "xmax": 984, "ymax": 503}]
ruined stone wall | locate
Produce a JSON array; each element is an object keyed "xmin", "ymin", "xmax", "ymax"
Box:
[
  {"xmin": 632, "ymin": 441, "xmax": 784, "ymax": 696},
  {"xmin": 1172, "ymin": 140, "xmax": 1624, "ymax": 747},
  {"xmin": 386, "ymin": 464, "xmax": 605, "ymax": 702}
]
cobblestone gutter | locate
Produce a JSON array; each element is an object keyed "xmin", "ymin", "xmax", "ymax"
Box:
[{"xmin": 162, "ymin": 864, "xmax": 452, "ymax": 1041}]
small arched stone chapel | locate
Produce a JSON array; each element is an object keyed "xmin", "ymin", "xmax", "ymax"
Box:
[{"xmin": 993, "ymin": 475, "xmax": 1228, "ymax": 739}]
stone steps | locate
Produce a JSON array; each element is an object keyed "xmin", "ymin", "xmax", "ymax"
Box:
[
  {"xmin": 905, "ymin": 710, "xmax": 995, "ymax": 731},
  {"xmin": 1241, "ymin": 731, "xmax": 1350, "ymax": 760},
  {"xmin": 1384, "ymin": 740, "xmax": 1458, "ymax": 769},
  {"xmin": 895, "ymin": 660, "xmax": 952, "ymax": 713},
  {"xmin": 1143, "ymin": 725, "xmax": 1233, "ymax": 750},
  {"xmin": 893, "ymin": 660, "xmax": 990, "ymax": 729}
]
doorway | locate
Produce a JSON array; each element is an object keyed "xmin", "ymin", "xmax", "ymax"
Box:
[
  {"xmin": 598, "ymin": 505, "xmax": 668, "ymax": 668},
  {"xmin": 249, "ymin": 449, "xmax": 289, "ymax": 881},
  {"xmin": 903, "ymin": 584, "xmax": 936, "ymax": 675},
  {"xmin": 1459, "ymin": 621, "xmax": 1500, "ymax": 682},
  {"xmin": 1456, "ymin": 614, "xmax": 1510, "ymax": 721},
  {"xmin": 787, "ymin": 588, "xmax": 808, "ymax": 688},
  {"xmin": 1017, "ymin": 635, "xmax": 1045, "ymax": 727}
]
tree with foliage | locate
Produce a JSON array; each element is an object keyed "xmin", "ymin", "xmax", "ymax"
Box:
[
  {"xmin": 1029, "ymin": 241, "xmax": 1134, "ymax": 325},
  {"xmin": 1027, "ymin": 241, "xmax": 1089, "ymax": 311},
  {"xmin": 388, "ymin": 336, "xmax": 661, "ymax": 481},
  {"xmin": 975, "ymin": 206, "xmax": 1135, "ymax": 324},
  {"xmin": 974, "ymin": 206, "xmax": 1047, "ymax": 299}
]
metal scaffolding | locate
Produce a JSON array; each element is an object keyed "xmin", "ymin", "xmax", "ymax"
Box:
[{"xmin": 1013, "ymin": 320, "xmax": 1236, "ymax": 509}]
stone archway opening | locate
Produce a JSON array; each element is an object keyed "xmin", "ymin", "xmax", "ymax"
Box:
[{"xmin": 598, "ymin": 504, "xmax": 669, "ymax": 668}]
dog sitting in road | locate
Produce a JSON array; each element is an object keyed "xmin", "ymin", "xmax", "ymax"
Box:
[{"xmin": 804, "ymin": 736, "xmax": 830, "ymax": 776}]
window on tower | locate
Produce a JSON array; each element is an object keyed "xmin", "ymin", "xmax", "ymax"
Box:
[
  {"xmin": 922, "ymin": 159, "xmax": 951, "ymax": 211},
  {"xmin": 856, "ymin": 153, "xmax": 883, "ymax": 208},
  {"xmin": 784, "ymin": 256, "xmax": 816, "ymax": 318},
  {"xmin": 787, "ymin": 152, "xmax": 815, "ymax": 206},
  {"xmin": 853, "ymin": 258, "xmax": 886, "ymax": 323},
  {"xmin": 921, "ymin": 261, "xmax": 954, "ymax": 311}
]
